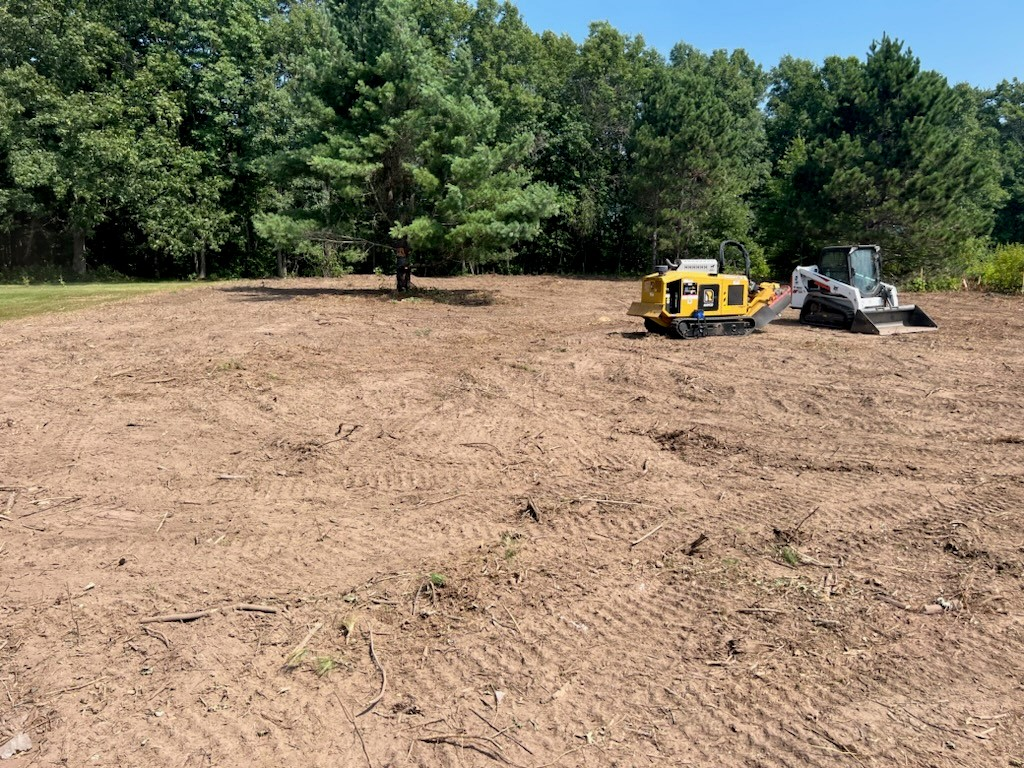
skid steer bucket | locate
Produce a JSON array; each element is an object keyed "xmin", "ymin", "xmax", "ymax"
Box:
[{"xmin": 850, "ymin": 305, "xmax": 938, "ymax": 335}]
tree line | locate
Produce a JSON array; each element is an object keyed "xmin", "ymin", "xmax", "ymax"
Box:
[{"xmin": 1, "ymin": 0, "xmax": 1022, "ymax": 285}]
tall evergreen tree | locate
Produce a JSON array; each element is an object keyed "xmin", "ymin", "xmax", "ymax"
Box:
[
  {"xmin": 630, "ymin": 44, "xmax": 768, "ymax": 265},
  {"xmin": 258, "ymin": 0, "xmax": 557, "ymax": 274},
  {"xmin": 761, "ymin": 37, "xmax": 1003, "ymax": 274}
]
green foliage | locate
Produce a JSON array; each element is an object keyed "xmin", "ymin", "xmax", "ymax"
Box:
[
  {"xmin": 967, "ymin": 243, "xmax": 1024, "ymax": 292},
  {"xmin": 981, "ymin": 79, "xmax": 1024, "ymax": 244},
  {"xmin": 0, "ymin": 7, "xmax": 1020, "ymax": 280},
  {"xmin": 631, "ymin": 45, "xmax": 768, "ymax": 262},
  {"xmin": 761, "ymin": 37, "xmax": 1004, "ymax": 275}
]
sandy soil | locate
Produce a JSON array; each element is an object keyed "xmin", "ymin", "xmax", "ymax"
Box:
[{"xmin": 1, "ymin": 275, "xmax": 1023, "ymax": 768}]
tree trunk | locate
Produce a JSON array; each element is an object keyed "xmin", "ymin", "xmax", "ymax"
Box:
[
  {"xmin": 72, "ymin": 228, "xmax": 86, "ymax": 275},
  {"xmin": 22, "ymin": 219, "xmax": 37, "ymax": 265},
  {"xmin": 197, "ymin": 248, "xmax": 207, "ymax": 280},
  {"xmin": 276, "ymin": 250, "xmax": 286, "ymax": 278}
]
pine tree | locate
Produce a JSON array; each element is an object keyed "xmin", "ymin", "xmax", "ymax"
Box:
[{"xmin": 761, "ymin": 36, "xmax": 1003, "ymax": 274}]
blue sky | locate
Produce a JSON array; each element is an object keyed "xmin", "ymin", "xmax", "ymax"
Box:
[{"xmin": 509, "ymin": 0, "xmax": 1021, "ymax": 88}]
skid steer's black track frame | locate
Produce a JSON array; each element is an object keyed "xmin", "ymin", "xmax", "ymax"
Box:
[{"xmin": 799, "ymin": 295, "xmax": 856, "ymax": 330}]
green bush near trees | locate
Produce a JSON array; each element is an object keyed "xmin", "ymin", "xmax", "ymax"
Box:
[
  {"xmin": 0, "ymin": 1, "xmax": 1022, "ymax": 288},
  {"xmin": 968, "ymin": 244, "xmax": 1024, "ymax": 293}
]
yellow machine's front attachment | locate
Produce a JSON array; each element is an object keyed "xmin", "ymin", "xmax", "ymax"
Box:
[{"xmin": 747, "ymin": 282, "xmax": 793, "ymax": 329}]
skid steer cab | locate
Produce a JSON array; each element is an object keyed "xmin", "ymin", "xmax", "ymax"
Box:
[
  {"xmin": 628, "ymin": 240, "xmax": 792, "ymax": 339},
  {"xmin": 791, "ymin": 245, "xmax": 937, "ymax": 335}
]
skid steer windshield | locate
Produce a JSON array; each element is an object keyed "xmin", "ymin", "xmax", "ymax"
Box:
[
  {"xmin": 849, "ymin": 247, "xmax": 880, "ymax": 295},
  {"xmin": 819, "ymin": 249, "xmax": 849, "ymax": 282}
]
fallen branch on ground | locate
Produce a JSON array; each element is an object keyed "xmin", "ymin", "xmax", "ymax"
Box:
[
  {"xmin": 356, "ymin": 625, "xmax": 387, "ymax": 717},
  {"xmin": 630, "ymin": 521, "xmax": 665, "ymax": 547},
  {"xmin": 139, "ymin": 603, "xmax": 281, "ymax": 624},
  {"xmin": 234, "ymin": 604, "xmax": 280, "ymax": 614},
  {"xmin": 140, "ymin": 609, "xmax": 218, "ymax": 624},
  {"xmin": 418, "ymin": 734, "xmax": 519, "ymax": 766}
]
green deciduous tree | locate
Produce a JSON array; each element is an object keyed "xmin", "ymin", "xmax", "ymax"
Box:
[{"xmin": 982, "ymin": 79, "xmax": 1024, "ymax": 245}]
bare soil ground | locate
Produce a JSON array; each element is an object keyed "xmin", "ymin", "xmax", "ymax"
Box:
[{"xmin": 1, "ymin": 275, "xmax": 1023, "ymax": 768}]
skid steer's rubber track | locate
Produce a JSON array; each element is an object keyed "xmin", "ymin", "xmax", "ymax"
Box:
[{"xmin": 799, "ymin": 296, "xmax": 855, "ymax": 330}]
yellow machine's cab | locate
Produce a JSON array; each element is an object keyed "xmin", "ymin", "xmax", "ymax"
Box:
[{"xmin": 628, "ymin": 240, "xmax": 792, "ymax": 338}]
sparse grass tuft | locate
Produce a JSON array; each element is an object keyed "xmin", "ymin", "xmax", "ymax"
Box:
[
  {"xmin": 780, "ymin": 545, "xmax": 801, "ymax": 567},
  {"xmin": 283, "ymin": 648, "xmax": 308, "ymax": 670},
  {"xmin": 500, "ymin": 531, "xmax": 523, "ymax": 561},
  {"xmin": 314, "ymin": 655, "xmax": 338, "ymax": 678}
]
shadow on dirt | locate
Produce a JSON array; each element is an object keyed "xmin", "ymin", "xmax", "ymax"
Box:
[
  {"xmin": 768, "ymin": 316, "xmax": 805, "ymax": 328},
  {"xmin": 221, "ymin": 284, "xmax": 497, "ymax": 307}
]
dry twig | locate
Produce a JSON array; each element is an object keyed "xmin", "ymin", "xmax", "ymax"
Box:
[
  {"xmin": 155, "ymin": 509, "xmax": 170, "ymax": 533},
  {"xmin": 234, "ymin": 603, "xmax": 280, "ymax": 614},
  {"xmin": 575, "ymin": 497, "xmax": 642, "ymax": 507},
  {"xmin": 29, "ymin": 676, "xmax": 108, "ymax": 704},
  {"xmin": 685, "ymin": 533, "xmax": 708, "ymax": 555},
  {"xmin": 356, "ymin": 625, "xmax": 387, "ymax": 717},
  {"xmin": 285, "ymin": 622, "xmax": 323, "ymax": 665},
  {"xmin": 501, "ymin": 605, "xmax": 523, "ymax": 637},
  {"xmin": 139, "ymin": 602, "xmax": 280, "ymax": 624},
  {"xmin": 335, "ymin": 692, "xmax": 372, "ymax": 768},
  {"xmin": 630, "ymin": 521, "xmax": 665, "ymax": 547},
  {"xmin": 140, "ymin": 609, "xmax": 219, "ymax": 624},
  {"xmin": 471, "ymin": 710, "xmax": 534, "ymax": 756},
  {"xmin": 142, "ymin": 626, "xmax": 171, "ymax": 648},
  {"xmin": 418, "ymin": 734, "xmax": 518, "ymax": 766}
]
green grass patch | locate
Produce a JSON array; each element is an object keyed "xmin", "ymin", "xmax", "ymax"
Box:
[{"xmin": 0, "ymin": 282, "xmax": 195, "ymax": 323}]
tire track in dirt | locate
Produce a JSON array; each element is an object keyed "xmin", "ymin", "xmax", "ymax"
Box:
[{"xmin": 4, "ymin": 281, "xmax": 1024, "ymax": 768}]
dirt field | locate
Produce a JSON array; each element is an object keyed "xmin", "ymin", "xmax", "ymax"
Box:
[{"xmin": 1, "ymin": 275, "xmax": 1023, "ymax": 767}]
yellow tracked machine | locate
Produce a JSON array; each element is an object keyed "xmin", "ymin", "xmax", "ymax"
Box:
[{"xmin": 628, "ymin": 240, "xmax": 792, "ymax": 338}]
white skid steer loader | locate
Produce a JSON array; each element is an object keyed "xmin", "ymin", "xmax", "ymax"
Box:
[{"xmin": 791, "ymin": 245, "xmax": 937, "ymax": 335}]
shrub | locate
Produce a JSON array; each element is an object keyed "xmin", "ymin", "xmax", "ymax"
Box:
[{"xmin": 968, "ymin": 244, "xmax": 1024, "ymax": 293}]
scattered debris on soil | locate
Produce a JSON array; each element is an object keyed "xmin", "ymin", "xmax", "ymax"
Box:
[{"xmin": 1, "ymin": 276, "xmax": 1023, "ymax": 766}]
